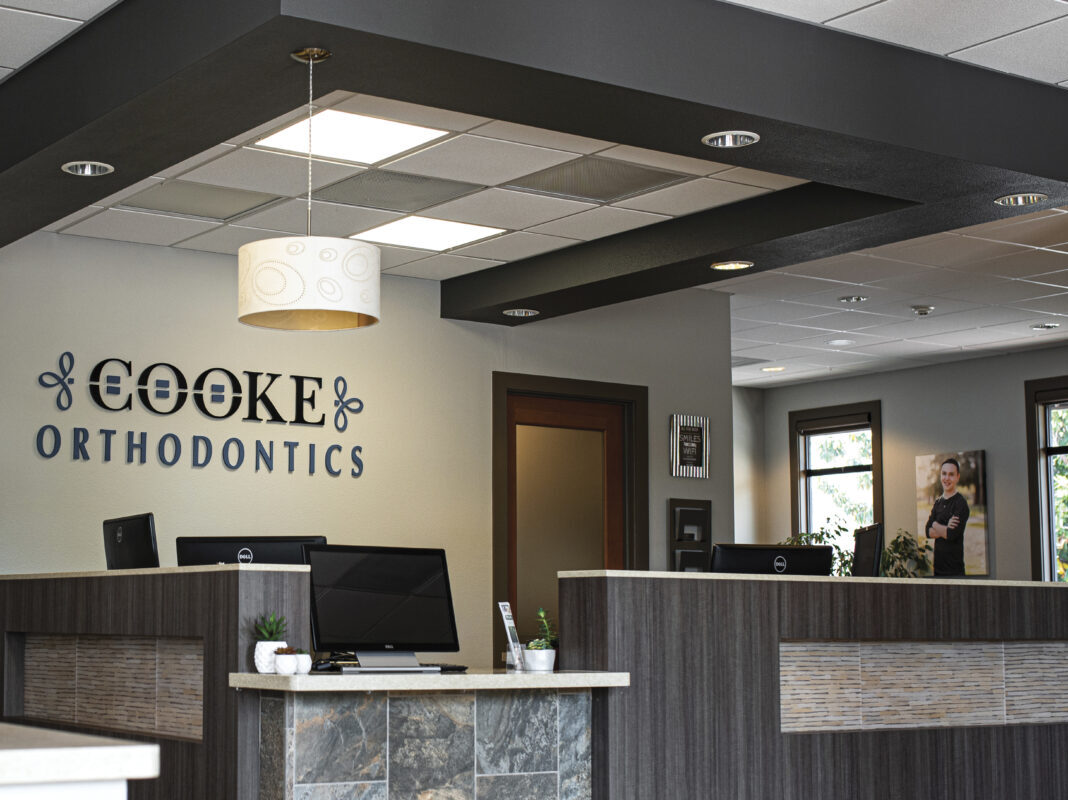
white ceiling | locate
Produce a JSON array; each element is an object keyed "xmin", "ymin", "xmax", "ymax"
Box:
[
  {"xmin": 721, "ymin": 0, "xmax": 1068, "ymax": 87},
  {"xmin": 0, "ymin": 0, "xmax": 122, "ymax": 82}
]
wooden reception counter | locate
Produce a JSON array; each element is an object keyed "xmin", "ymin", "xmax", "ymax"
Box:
[
  {"xmin": 0, "ymin": 565, "xmax": 309, "ymax": 800},
  {"xmin": 559, "ymin": 570, "xmax": 1068, "ymax": 800}
]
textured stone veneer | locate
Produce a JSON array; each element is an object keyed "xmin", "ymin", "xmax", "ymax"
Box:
[
  {"xmin": 22, "ymin": 633, "xmax": 203, "ymax": 740},
  {"xmin": 779, "ymin": 640, "xmax": 1068, "ymax": 733},
  {"xmin": 260, "ymin": 689, "xmax": 592, "ymax": 800}
]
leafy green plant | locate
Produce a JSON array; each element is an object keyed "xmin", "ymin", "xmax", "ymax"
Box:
[
  {"xmin": 880, "ymin": 529, "xmax": 932, "ymax": 578},
  {"xmin": 526, "ymin": 607, "xmax": 558, "ymax": 650},
  {"xmin": 781, "ymin": 517, "xmax": 854, "ymax": 576},
  {"xmin": 253, "ymin": 613, "xmax": 287, "ymax": 641}
]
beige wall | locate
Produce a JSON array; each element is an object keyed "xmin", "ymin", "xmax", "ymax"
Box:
[
  {"xmin": 0, "ymin": 232, "xmax": 734, "ymax": 666},
  {"xmin": 746, "ymin": 344, "xmax": 1068, "ymax": 580}
]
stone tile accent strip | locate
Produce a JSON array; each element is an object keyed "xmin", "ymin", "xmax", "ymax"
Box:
[
  {"xmin": 294, "ymin": 692, "xmax": 386, "ymax": 784},
  {"xmin": 476, "ymin": 772, "xmax": 559, "ymax": 799},
  {"xmin": 558, "ymin": 690, "xmax": 592, "ymax": 800},
  {"xmin": 476, "ymin": 689, "xmax": 557, "ymax": 775},
  {"xmin": 294, "ymin": 782, "xmax": 387, "ymax": 800},
  {"xmin": 780, "ymin": 640, "xmax": 1068, "ymax": 733},
  {"xmin": 389, "ymin": 692, "xmax": 475, "ymax": 800},
  {"xmin": 23, "ymin": 633, "xmax": 203, "ymax": 740}
]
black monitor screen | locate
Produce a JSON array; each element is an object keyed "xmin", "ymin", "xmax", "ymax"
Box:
[
  {"xmin": 103, "ymin": 513, "xmax": 159, "ymax": 570},
  {"xmin": 176, "ymin": 536, "xmax": 326, "ymax": 566},
  {"xmin": 851, "ymin": 524, "xmax": 884, "ymax": 577},
  {"xmin": 305, "ymin": 544, "xmax": 460, "ymax": 653},
  {"xmin": 710, "ymin": 543, "xmax": 833, "ymax": 576}
]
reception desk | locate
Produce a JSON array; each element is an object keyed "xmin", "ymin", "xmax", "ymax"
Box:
[{"xmin": 559, "ymin": 570, "xmax": 1068, "ymax": 800}]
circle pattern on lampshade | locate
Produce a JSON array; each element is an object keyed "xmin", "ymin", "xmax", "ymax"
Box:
[{"xmin": 238, "ymin": 236, "xmax": 381, "ymax": 330}]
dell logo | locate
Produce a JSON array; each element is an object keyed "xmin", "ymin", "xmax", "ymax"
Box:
[
  {"xmin": 237, "ymin": 547, "xmax": 254, "ymax": 564},
  {"xmin": 116, "ymin": 526, "xmax": 123, "ymax": 544},
  {"xmin": 774, "ymin": 555, "xmax": 787, "ymax": 573}
]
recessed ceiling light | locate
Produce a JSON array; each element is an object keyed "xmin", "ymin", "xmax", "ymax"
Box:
[
  {"xmin": 256, "ymin": 109, "xmax": 447, "ymax": 165},
  {"xmin": 711, "ymin": 260, "xmax": 754, "ymax": 271},
  {"xmin": 838, "ymin": 295, "xmax": 868, "ymax": 305},
  {"xmin": 912, "ymin": 304, "xmax": 935, "ymax": 316},
  {"xmin": 61, "ymin": 160, "xmax": 114, "ymax": 177},
  {"xmin": 761, "ymin": 366, "xmax": 786, "ymax": 373},
  {"xmin": 355, "ymin": 217, "xmax": 505, "ymax": 251},
  {"xmin": 1031, "ymin": 322, "xmax": 1061, "ymax": 330},
  {"xmin": 503, "ymin": 308, "xmax": 539, "ymax": 318},
  {"xmin": 702, "ymin": 130, "xmax": 760, "ymax": 149},
  {"xmin": 826, "ymin": 338, "xmax": 856, "ymax": 347},
  {"xmin": 994, "ymin": 192, "xmax": 1048, "ymax": 207}
]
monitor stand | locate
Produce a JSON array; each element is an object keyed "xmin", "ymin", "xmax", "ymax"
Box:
[{"xmin": 340, "ymin": 651, "xmax": 440, "ymax": 673}]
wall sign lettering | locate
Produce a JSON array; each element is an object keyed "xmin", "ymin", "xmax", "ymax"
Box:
[{"xmin": 34, "ymin": 352, "xmax": 365, "ymax": 478}]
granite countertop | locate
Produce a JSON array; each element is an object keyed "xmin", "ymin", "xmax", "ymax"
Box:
[
  {"xmin": 559, "ymin": 569, "xmax": 1065, "ymax": 588},
  {"xmin": 0, "ymin": 563, "xmax": 309, "ymax": 580},
  {"xmin": 229, "ymin": 668, "xmax": 630, "ymax": 692},
  {"xmin": 0, "ymin": 722, "xmax": 159, "ymax": 785}
]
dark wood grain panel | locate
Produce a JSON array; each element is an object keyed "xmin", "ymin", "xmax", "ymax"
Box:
[{"xmin": 561, "ymin": 575, "xmax": 1068, "ymax": 800}]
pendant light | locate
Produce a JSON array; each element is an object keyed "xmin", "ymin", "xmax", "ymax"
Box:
[{"xmin": 238, "ymin": 48, "xmax": 381, "ymax": 331}]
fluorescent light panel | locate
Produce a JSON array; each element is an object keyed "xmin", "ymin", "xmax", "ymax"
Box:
[
  {"xmin": 356, "ymin": 217, "xmax": 505, "ymax": 251},
  {"xmin": 256, "ymin": 109, "xmax": 447, "ymax": 165}
]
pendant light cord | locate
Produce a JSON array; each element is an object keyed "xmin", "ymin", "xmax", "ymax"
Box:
[{"xmin": 306, "ymin": 53, "xmax": 314, "ymax": 238}]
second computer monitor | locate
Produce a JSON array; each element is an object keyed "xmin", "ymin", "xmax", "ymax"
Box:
[
  {"xmin": 176, "ymin": 536, "xmax": 326, "ymax": 566},
  {"xmin": 709, "ymin": 543, "xmax": 834, "ymax": 576}
]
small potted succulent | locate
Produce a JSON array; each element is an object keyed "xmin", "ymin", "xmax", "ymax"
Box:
[
  {"xmin": 524, "ymin": 607, "xmax": 559, "ymax": 672},
  {"xmin": 252, "ymin": 613, "xmax": 288, "ymax": 674},
  {"xmin": 273, "ymin": 646, "xmax": 298, "ymax": 675}
]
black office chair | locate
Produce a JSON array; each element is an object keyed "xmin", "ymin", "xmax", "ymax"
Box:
[{"xmin": 851, "ymin": 523, "xmax": 884, "ymax": 577}]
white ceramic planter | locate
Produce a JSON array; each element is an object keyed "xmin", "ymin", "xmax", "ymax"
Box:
[
  {"xmin": 295, "ymin": 653, "xmax": 313, "ymax": 674},
  {"xmin": 274, "ymin": 654, "xmax": 298, "ymax": 675},
  {"xmin": 523, "ymin": 648, "xmax": 556, "ymax": 672},
  {"xmin": 254, "ymin": 640, "xmax": 287, "ymax": 674}
]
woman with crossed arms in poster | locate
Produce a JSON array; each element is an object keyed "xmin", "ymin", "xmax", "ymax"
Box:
[{"xmin": 924, "ymin": 457, "xmax": 969, "ymax": 577}]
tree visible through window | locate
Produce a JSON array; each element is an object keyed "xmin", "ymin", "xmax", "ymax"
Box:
[
  {"xmin": 789, "ymin": 402, "xmax": 883, "ymax": 555},
  {"xmin": 1029, "ymin": 389, "xmax": 1068, "ymax": 582}
]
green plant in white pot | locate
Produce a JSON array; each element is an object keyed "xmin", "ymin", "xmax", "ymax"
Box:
[
  {"xmin": 253, "ymin": 613, "xmax": 287, "ymax": 674},
  {"xmin": 524, "ymin": 607, "xmax": 559, "ymax": 672}
]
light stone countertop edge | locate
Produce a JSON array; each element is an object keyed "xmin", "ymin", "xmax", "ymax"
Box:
[
  {"xmin": 229, "ymin": 669, "xmax": 630, "ymax": 692},
  {"xmin": 0, "ymin": 723, "xmax": 160, "ymax": 785},
  {"xmin": 0, "ymin": 564, "xmax": 309, "ymax": 580},
  {"xmin": 558, "ymin": 569, "xmax": 1064, "ymax": 588}
]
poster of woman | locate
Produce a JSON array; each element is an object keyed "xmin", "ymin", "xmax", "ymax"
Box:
[{"xmin": 915, "ymin": 450, "xmax": 989, "ymax": 576}]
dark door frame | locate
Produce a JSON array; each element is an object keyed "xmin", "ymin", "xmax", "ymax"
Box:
[{"xmin": 492, "ymin": 371, "xmax": 649, "ymax": 663}]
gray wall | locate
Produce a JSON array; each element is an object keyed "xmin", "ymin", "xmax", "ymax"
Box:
[
  {"xmin": 0, "ymin": 232, "xmax": 734, "ymax": 665},
  {"xmin": 745, "ymin": 345, "xmax": 1068, "ymax": 579},
  {"xmin": 731, "ymin": 386, "xmax": 765, "ymax": 544}
]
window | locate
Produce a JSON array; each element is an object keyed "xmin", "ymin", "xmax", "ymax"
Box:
[
  {"xmin": 1025, "ymin": 377, "xmax": 1068, "ymax": 582},
  {"xmin": 789, "ymin": 402, "xmax": 883, "ymax": 552}
]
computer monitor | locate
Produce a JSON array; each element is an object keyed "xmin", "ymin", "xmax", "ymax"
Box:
[
  {"xmin": 851, "ymin": 524, "xmax": 884, "ymax": 577},
  {"xmin": 103, "ymin": 513, "xmax": 160, "ymax": 570},
  {"xmin": 175, "ymin": 536, "xmax": 327, "ymax": 566},
  {"xmin": 304, "ymin": 543, "xmax": 460, "ymax": 670},
  {"xmin": 709, "ymin": 543, "xmax": 833, "ymax": 576}
]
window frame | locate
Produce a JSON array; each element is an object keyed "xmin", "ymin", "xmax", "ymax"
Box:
[
  {"xmin": 1024, "ymin": 375, "xmax": 1068, "ymax": 581},
  {"xmin": 788, "ymin": 401, "xmax": 883, "ymax": 538}
]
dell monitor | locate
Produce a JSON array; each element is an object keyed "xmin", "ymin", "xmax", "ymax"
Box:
[
  {"xmin": 176, "ymin": 536, "xmax": 327, "ymax": 566},
  {"xmin": 709, "ymin": 543, "xmax": 833, "ymax": 576},
  {"xmin": 304, "ymin": 543, "xmax": 460, "ymax": 671},
  {"xmin": 103, "ymin": 513, "xmax": 160, "ymax": 570},
  {"xmin": 851, "ymin": 524, "xmax": 884, "ymax": 577}
]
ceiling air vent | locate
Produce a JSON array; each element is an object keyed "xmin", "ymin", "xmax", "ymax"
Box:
[
  {"xmin": 731, "ymin": 356, "xmax": 769, "ymax": 368},
  {"xmin": 505, "ymin": 156, "xmax": 688, "ymax": 203},
  {"xmin": 315, "ymin": 171, "xmax": 482, "ymax": 213}
]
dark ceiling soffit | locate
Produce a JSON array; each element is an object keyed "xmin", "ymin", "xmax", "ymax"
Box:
[{"xmin": 440, "ymin": 183, "xmax": 916, "ymax": 325}]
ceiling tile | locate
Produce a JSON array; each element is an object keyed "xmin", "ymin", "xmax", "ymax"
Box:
[
  {"xmin": 42, "ymin": 205, "xmax": 103, "ymax": 231},
  {"xmin": 733, "ymin": 301, "xmax": 837, "ymax": 324},
  {"xmin": 0, "ymin": 67, "xmax": 11, "ymax": 80},
  {"xmin": 802, "ymin": 309, "xmax": 918, "ymax": 331},
  {"xmin": 713, "ymin": 166, "xmax": 807, "ymax": 190},
  {"xmin": 2, "ymin": 0, "xmax": 121, "ymax": 21},
  {"xmin": 383, "ymin": 135, "xmax": 579, "ymax": 185},
  {"xmin": 385, "ymin": 254, "xmax": 502, "ymax": 280},
  {"xmin": 62, "ymin": 208, "xmax": 218, "ymax": 246},
  {"xmin": 828, "ymin": 0, "xmax": 1068, "ymax": 55},
  {"xmin": 910, "ymin": 326, "xmax": 1047, "ymax": 348},
  {"xmin": 315, "ymin": 171, "xmax": 481, "ymax": 213},
  {"xmin": 955, "ymin": 247, "xmax": 1068, "ymax": 278},
  {"xmin": 235, "ymin": 198, "xmax": 402, "ymax": 237},
  {"xmin": 952, "ymin": 16, "xmax": 1068, "ymax": 83},
  {"xmin": 726, "ymin": 342, "xmax": 826, "ymax": 361},
  {"xmin": 792, "ymin": 350, "xmax": 878, "ymax": 368},
  {"xmin": 181, "ymin": 148, "xmax": 362, "ymax": 197},
  {"xmin": 858, "ymin": 309, "xmax": 993, "ymax": 339},
  {"xmin": 173, "ymin": 224, "xmax": 288, "ymax": 255},
  {"xmin": 528, "ymin": 206, "xmax": 668, "ymax": 240},
  {"xmin": 614, "ymin": 177, "xmax": 768, "ymax": 215},
  {"xmin": 866, "ymin": 265, "xmax": 993, "ymax": 296},
  {"xmin": 864, "ymin": 232, "xmax": 1027, "ymax": 268},
  {"xmin": 0, "ymin": 7, "xmax": 79, "ymax": 68},
  {"xmin": 790, "ymin": 284, "xmax": 915, "ymax": 312},
  {"xmin": 935, "ymin": 278, "xmax": 1068, "ymax": 305},
  {"xmin": 468, "ymin": 120, "xmax": 612, "ymax": 153},
  {"xmin": 849, "ymin": 339, "xmax": 958, "ymax": 358},
  {"xmin": 728, "ymin": 323, "xmax": 841, "ymax": 345},
  {"xmin": 978, "ymin": 317, "xmax": 1068, "ymax": 339},
  {"xmin": 453, "ymin": 231, "xmax": 576, "ymax": 261},
  {"xmin": 965, "ymin": 212, "xmax": 1068, "ymax": 248},
  {"xmin": 333, "ymin": 95, "xmax": 490, "ymax": 132},
  {"xmin": 596, "ymin": 144, "xmax": 730, "ymax": 176},
  {"xmin": 950, "ymin": 207, "xmax": 1067, "ymax": 236},
  {"xmin": 1008, "ymin": 294, "xmax": 1068, "ymax": 316},
  {"xmin": 94, "ymin": 176, "xmax": 163, "ymax": 207},
  {"xmin": 724, "ymin": 271, "xmax": 861, "ymax": 299},
  {"xmin": 155, "ymin": 144, "xmax": 235, "ymax": 179},
  {"xmin": 1018, "ymin": 270, "xmax": 1068, "ymax": 289},
  {"xmin": 790, "ymin": 329, "xmax": 894, "ymax": 349},
  {"xmin": 119, "ymin": 181, "xmax": 278, "ymax": 220},
  {"xmin": 716, "ymin": 0, "xmax": 879, "ymax": 23},
  {"xmin": 376, "ymin": 245, "xmax": 433, "ymax": 270},
  {"xmin": 508, "ymin": 157, "xmax": 686, "ymax": 203},
  {"xmin": 425, "ymin": 188, "xmax": 595, "ymax": 229}
]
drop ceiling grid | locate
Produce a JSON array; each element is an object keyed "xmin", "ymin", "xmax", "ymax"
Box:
[
  {"xmin": 0, "ymin": 0, "xmax": 123, "ymax": 78},
  {"xmin": 53, "ymin": 90, "xmax": 807, "ymax": 282}
]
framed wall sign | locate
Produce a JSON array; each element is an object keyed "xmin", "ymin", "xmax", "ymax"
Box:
[{"xmin": 670, "ymin": 414, "xmax": 710, "ymax": 479}]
